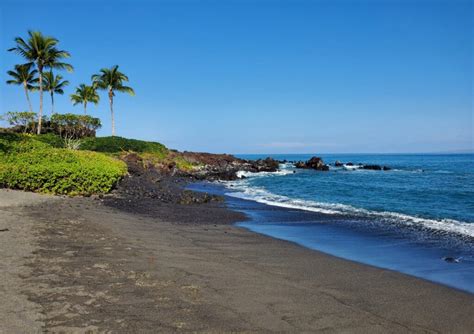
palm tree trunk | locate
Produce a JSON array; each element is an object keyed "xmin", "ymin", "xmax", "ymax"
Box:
[
  {"xmin": 51, "ymin": 91, "xmax": 55, "ymax": 115},
  {"xmin": 109, "ymin": 90, "xmax": 115, "ymax": 136},
  {"xmin": 84, "ymin": 101, "xmax": 87, "ymax": 114},
  {"xmin": 23, "ymin": 83, "xmax": 34, "ymax": 114},
  {"xmin": 37, "ymin": 65, "xmax": 43, "ymax": 135}
]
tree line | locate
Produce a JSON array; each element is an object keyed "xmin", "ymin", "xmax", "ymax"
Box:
[{"xmin": 6, "ymin": 30, "xmax": 135, "ymax": 136}]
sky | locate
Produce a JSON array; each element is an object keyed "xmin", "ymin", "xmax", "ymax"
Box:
[{"xmin": 0, "ymin": 0, "xmax": 472, "ymax": 154}]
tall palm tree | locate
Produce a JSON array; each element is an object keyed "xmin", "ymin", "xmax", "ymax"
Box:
[
  {"xmin": 8, "ymin": 30, "xmax": 73, "ymax": 134},
  {"xmin": 42, "ymin": 71, "xmax": 69, "ymax": 114},
  {"xmin": 70, "ymin": 84, "xmax": 100, "ymax": 114},
  {"xmin": 92, "ymin": 65, "xmax": 134, "ymax": 136},
  {"xmin": 6, "ymin": 63, "xmax": 38, "ymax": 113}
]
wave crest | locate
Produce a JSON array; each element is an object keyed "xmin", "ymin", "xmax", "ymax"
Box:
[{"xmin": 223, "ymin": 182, "xmax": 474, "ymax": 238}]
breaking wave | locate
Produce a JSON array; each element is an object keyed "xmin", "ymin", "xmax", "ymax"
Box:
[{"xmin": 223, "ymin": 181, "xmax": 474, "ymax": 239}]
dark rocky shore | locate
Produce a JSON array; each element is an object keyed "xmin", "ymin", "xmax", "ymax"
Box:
[
  {"xmin": 102, "ymin": 151, "xmax": 282, "ymax": 216},
  {"xmin": 105, "ymin": 152, "xmax": 394, "ymax": 215}
]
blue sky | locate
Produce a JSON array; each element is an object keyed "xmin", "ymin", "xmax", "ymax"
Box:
[{"xmin": 0, "ymin": 0, "xmax": 472, "ymax": 153}]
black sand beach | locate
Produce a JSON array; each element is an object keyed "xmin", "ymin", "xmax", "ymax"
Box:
[{"xmin": 1, "ymin": 176, "xmax": 474, "ymax": 333}]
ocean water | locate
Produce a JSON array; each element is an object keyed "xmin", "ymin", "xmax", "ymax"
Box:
[{"xmin": 189, "ymin": 154, "xmax": 474, "ymax": 293}]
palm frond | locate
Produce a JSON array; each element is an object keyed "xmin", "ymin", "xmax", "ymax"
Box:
[
  {"xmin": 6, "ymin": 63, "xmax": 38, "ymax": 86},
  {"xmin": 116, "ymin": 86, "xmax": 135, "ymax": 96}
]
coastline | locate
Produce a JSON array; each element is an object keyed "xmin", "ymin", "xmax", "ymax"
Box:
[{"xmin": 1, "ymin": 183, "xmax": 473, "ymax": 332}]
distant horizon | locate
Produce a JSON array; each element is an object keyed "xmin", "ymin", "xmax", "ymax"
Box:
[
  {"xmin": 234, "ymin": 150, "xmax": 474, "ymax": 156},
  {"xmin": 1, "ymin": 0, "xmax": 472, "ymax": 154}
]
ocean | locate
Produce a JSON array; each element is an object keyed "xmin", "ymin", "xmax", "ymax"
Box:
[{"xmin": 188, "ymin": 153, "xmax": 474, "ymax": 293}]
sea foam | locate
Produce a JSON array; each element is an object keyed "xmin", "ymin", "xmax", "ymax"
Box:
[{"xmin": 223, "ymin": 179, "xmax": 474, "ymax": 239}]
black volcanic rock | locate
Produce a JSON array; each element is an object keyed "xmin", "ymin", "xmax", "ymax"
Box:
[
  {"xmin": 253, "ymin": 157, "xmax": 279, "ymax": 172},
  {"xmin": 362, "ymin": 164, "xmax": 391, "ymax": 171},
  {"xmin": 294, "ymin": 156, "xmax": 329, "ymax": 171},
  {"xmin": 362, "ymin": 164, "xmax": 382, "ymax": 170}
]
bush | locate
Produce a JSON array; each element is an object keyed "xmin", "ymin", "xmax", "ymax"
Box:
[
  {"xmin": 0, "ymin": 133, "xmax": 127, "ymax": 195},
  {"xmin": 0, "ymin": 133, "xmax": 50, "ymax": 153},
  {"xmin": 1, "ymin": 111, "xmax": 37, "ymax": 134},
  {"xmin": 51, "ymin": 113, "xmax": 101, "ymax": 139},
  {"xmin": 35, "ymin": 133, "xmax": 65, "ymax": 148},
  {"xmin": 80, "ymin": 136, "xmax": 168, "ymax": 157},
  {"xmin": 1, "ymin": 112, "xmax": 101, "ymax": 138}
]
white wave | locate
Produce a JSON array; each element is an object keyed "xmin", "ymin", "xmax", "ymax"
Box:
[
  {"xmin": 342, "ymin": 164, "xmax": 362, "ymax": 171},
  {"xmin": 279, "ymin": 162, "xmax": 295, "ymax": 169},
  {"xmin": 236, "ymin": 169, "xmax": 294, "ymax": 179},
  {"xmin": 224, "ymin": 182, "xmax": 474, "ymax": 238}
]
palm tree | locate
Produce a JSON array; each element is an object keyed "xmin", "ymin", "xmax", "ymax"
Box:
[
  {"xmin": 8, "ymin": 30, "xmax": 73, "ymax": 134},
  {"xmin": 6, "ymin": 63, "xmax": 38, "ymax": 113},
  {"xmin": 42, "ymin": 71, "xmax": 69, "ymax": 114},
  {"xmin": 70, "ymin": 84, "xmax": 100, "ymax": 114},
  {"xmin": 92, "ymin": 65, "xmax": 134, "ymax": 136}
]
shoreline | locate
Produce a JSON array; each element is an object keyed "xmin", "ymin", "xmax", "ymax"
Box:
[
  {"xmin": 1, "ymin": 185, "xmax": 474, "ymax": 332},
  {"xmin": 190, "ymin": 181, "xmax": 474, "ymax": 294}
]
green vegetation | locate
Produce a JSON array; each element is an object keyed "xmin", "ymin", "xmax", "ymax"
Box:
[
  {"xmin": 35, "ymin": 133, "xmax": 65, "ymax": 148},
  {"xmin": 79, "ymin": 136, "xmax": 199, "ymax": 172},
  {"xmin": 70, "ymin": 84, "xmax": 100, "ymax": 114},
  {"xmin": 170, "ymin": 155, "xmax": 195, "ymax": 171},
  {"xmin": 0, "ymin": 130, "xmax": 201, "ymax": 196},
  {"xmin": 2, "ymin": 111, "xmax": 37, "ymax": 134},
  {"xmin": 80, "ymin": 136, "xmax": 168, "ymax": 157},
  {"xmin": 6, "ymin": 63, "xmax": 38, "ymax": 113},
  {"xmin": 1, "ymin": 30, "xmax": 163, "ymax": 196},
  {"xmin": 8, "ymin": 30, "xmax": 73, "ymax": 134},
  {"xmin": 6, "ymin": 30, "xmax": 134, "ymax": 137},
  {"xmin": 1, "ymin": 111, "xmax": 101, "ymax": 139},
  {"xmin": 0, "ymin": 133, "xmax": 127, "ymax": 195},
  {"xmin": 92, "ymin": 65, "xmax": 135, "ymax": 136},
  {"xmin": 42, "ymin": 70, "xmax": 69, "ymax": 114},
  {"xmin": 51, "ymin": 113, "xmax": 101, "ymax": 139}
]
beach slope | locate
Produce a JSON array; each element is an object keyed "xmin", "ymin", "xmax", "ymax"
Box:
[{"xmin": 0, "ymin": 189, "xmax": 473, "ymax": 333}]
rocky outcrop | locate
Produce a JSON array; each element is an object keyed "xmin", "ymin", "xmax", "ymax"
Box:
[
  {"xmin": 176, "ymin": 152, "xmax": 280, "ymax": 181},
  {"xmin": 252, "ymin": 157, "xmax": 280, "ymax": 172},
  {"xmin": 362, "ymin": 164, "xmax": 391, "ymax": 171},
  {"xmin": 331, "ymin": 160, "xmax": 391, "ymax": 171},
  {"xmin": 294, "ymin": 157, "xmax": 329, "ymax": 171}
]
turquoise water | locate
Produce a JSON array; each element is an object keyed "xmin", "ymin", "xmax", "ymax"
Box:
[{"xmin": 195, "ymin": 154, "xmax": 474, "ymax": 292}]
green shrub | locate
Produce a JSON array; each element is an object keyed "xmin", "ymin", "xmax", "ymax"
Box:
[
  {"xmin": 0, "ymin": 133, "xmax": 50, "ymax": 153},
  {"xmin": 0, "ymin": 133, "xmax": 127, "ymax": 195},
  {"xmin": 51, "ymin": 113, "xmax": 101, "ymax": 139},
  {"xmin": 1, "ymin": 112, "xmax": 101, "ymax": 138},
  {"xmin": 80, "ymin": 136, "xmax": 168, "ymax": 157},
  {"xmin": 1, "ymin": 111, "xmax": 37, "ymax": 134},
  {"xmin": 35, "ymin": 133, "xmax": 65, "ymax": 148}
]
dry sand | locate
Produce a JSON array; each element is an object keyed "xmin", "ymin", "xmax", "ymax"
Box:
[{"xmin": 0, "ymin": 189, "xmax": 473, "ymax": 333}]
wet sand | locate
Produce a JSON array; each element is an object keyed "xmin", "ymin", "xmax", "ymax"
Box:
[{"xmin": 1, "ymin": 189, "xmax": 473, "ymax": 333}]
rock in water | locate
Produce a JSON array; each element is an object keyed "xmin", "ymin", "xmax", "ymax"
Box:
[
  {"xmin": 362, "ymin": 164, "xmax": 382, "ymax": 171},
  {"xmin": 361, "ymin": 164, "xmax": 391, "ymax": 171},
  {"xmin": 294, "ymin": 156, "xmax": 329, "ymax": 171},
  {"xmin": 442, "ymin": 256, "xmax": 461, "ymax": 263},
  {"xmin": 253, "ymin": 157, "xmax": 280, "ymax": 172}
]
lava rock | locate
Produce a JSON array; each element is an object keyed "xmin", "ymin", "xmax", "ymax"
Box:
[{"xmin": 294, "ymin": 157, "xmax": 329, "ymax": 171}]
